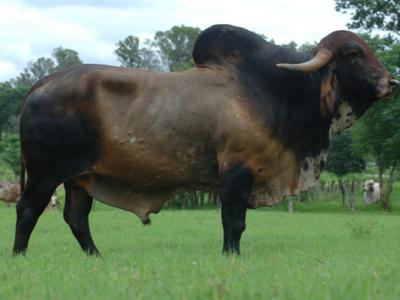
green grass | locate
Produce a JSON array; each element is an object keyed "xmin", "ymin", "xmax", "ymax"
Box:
[{"xmin": 2, "ymin": 206, "xmax": 400, "ymax": 299}]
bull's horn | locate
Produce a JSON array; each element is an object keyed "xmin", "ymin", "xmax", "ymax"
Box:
[{"xmin": 276, "ymin": 48, "xmax": 333, "ymax": 74}]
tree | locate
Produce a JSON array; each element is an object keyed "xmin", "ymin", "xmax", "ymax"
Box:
[
  {"xmin": 280, "ymin": 41, "xmax": 317, "ymax": 54},
  {"xmin": 114, "ymin": 36, "xmax": 162, "ymax": 71},
  {"xmin": 13, "ymin": 57, "xmax": 55, "ymax": 87},
  {"xmin": 335, "ymin": 0, "xmax": 400, "ymax": 36},
  {"xmin": 326, "ymin": 131, "xmax": 365, "ymax": 209},
  {"xmin": 154, "ymin": 25, "xmax": 201, "ymax": 71},
  {"xmin": 52, "ymin": 47, "xmax": 82, "ymax": 71},
  {"xmin": 138, "ymin": 40, "xmax": 162, "ymax": 71},
  {"xmin": 114, "ymin": 35, "xmax": 142, "ymax": 68},
  {"xmin": 353, "ymin": 99, "xmax": 400, "ymax": 209},
  {"xmin": 12, "ymin": 47, "xmax": 83, "ymax": 88},
  {"xmin": 0, "ymin": 134, "xmax": 21, "ymax": 176},
  {"xmin": 0, "ymin": 83, "xmax": 28, "ymax": 137}
]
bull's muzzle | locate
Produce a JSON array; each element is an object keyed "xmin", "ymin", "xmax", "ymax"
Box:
[
  {"xmin": 389, "ymin": 79, "xmax": 400, "ymax": 90},
  {"xmin": 379, "ymin": 77, "xmax": 400, "ymax": 100}
]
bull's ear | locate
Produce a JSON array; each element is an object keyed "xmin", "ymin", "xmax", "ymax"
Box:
[{"xmin": 320, "ymin": 68, "xmax": 338, "ymax": 116}]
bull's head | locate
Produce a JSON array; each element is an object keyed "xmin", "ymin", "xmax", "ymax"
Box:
[{"xmin": 276, "ymin": 31, "xmax": 399, "ymax": 117}]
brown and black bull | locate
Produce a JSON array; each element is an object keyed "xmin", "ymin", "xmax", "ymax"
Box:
[{"xmin": 13, "ymin": 25, "xmax": 399, "ymax": 255}]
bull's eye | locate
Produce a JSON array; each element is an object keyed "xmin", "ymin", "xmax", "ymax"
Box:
[{"xmin": 347, "ymin": 51, "xmax": 360, "ymax": 59}]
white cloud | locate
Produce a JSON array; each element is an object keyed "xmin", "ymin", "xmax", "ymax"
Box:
[
  {"xmin": 0, "ymin": 60, "xmax": 19, "ymax": 82},
  {"xmin": 0, "ymin": 0, "xmax": 351, "ymax": 82}
]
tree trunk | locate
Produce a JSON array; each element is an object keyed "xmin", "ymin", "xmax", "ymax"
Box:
[
  {"xmin": 377, "ymin": 162, "xmax": 385, "ymax": 202},
  {"xmin": 180, "ymin": 193, "xmax": 187, "ymax": 209},
  {"xmin": 338, "ymin": 177, "xmax": 346, "ymax": 207},
  {"xmin": 208, "ymin": 192, "xmax": 213, "ymax": 206},
  {"xmin": 348, "ymin": 180, "xmax": 356, "ymax": 211},
  {"xmin": 192, "ymin": 192, "xmax": 198, "ymax": 208},
  {"xmin": 215, "ymin": 194, "xmax": 220, "ymax": 205},
  {"xmin": 288, "ymin": 198, "xmax": 294, "ymax": 213},
  {"xmin": 199, "ymin": 191, "xmax": 205, "ymax": 207},
  {"xmin": 383, "ymin": 164, "xmax": 396, "ymax": 210}
]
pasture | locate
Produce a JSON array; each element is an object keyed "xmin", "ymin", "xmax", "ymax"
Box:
[{"xmin": 1, "ymin": 202, "xmax": 400, "ymax": 299}]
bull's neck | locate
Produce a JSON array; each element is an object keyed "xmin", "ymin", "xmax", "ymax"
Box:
[{"xmin": 237, "ymin": 48, "xmax": 331, "ymax": 159}]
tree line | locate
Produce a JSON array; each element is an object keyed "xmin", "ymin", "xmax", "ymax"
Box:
[{"xmin": 1, "ymin": 0, "xmax": 400, "ymax": 209}]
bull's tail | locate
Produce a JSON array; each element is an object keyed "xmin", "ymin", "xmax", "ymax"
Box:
[{"xmin": 20, "ymin": 154, "xmax": 25, "ymax": 194}]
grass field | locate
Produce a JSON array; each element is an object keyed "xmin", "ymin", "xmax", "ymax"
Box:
[{"xmin": 2, "ymin": 203, "xmax": 400, "ymax": 300}]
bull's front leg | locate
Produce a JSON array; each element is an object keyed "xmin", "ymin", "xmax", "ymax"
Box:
[{"xmin": 221, "ymin": 164, "xmax": 254, "ymax": 255}]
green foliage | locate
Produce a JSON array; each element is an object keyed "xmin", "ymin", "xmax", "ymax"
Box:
[
  {"xmin": 357, "ymin": 99, "xmax": 400, "ymax": 169},
  {"xmin": 280, "ymin": 41, "xmax": 317, "ymax": 53},
  {"xmin": 280, "ymin": 41, "xmax": 298, "ymax": 50},
  {"xmin": 0, "ymin": 83, "xmax": 27, "ymax": 135},
  {"xmin": 12, "ymin": 47, "xmax": 83, "ymax": 88},
  {"xmin": 154, "ymin": 25, "xmax": 201, "ymax": 71},
  {"xmin": 52, "ymin": 47, "xmax": 82, "ymax": 71},
  {"xmin": 115, "ymin": 26, "xmax": 201, "ymax": 72},
  {"xmin": 297, "ymin": 42, "xmax": 318, "ymax": 53},
  {"xmin": 326, "ymin": 131, "xmax": 365, "ymax": 178},
  {"xmin": 335, "ymin": 0, "xmax": 400, "ymax": 36},
  {"xmin": 114, "ymin": 36, "xmax": 161, "ymax": 70},
  {"xmin": 114, "ymin": 35, "xmax": 141, "ymax": 68},
  {"xmin": 13, "ymin": 57, "xmax": 55, "ymax": 87},
  {"xmin": 0, "ymin": 134, "xmax": 20, "ymax": 176}
]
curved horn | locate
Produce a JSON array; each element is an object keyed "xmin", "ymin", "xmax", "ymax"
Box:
[{"xmin": 276, "ymin": 48, "xmax": 333, "ymax": 74}]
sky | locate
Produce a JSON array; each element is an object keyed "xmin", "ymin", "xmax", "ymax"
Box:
[{"xmin": 0, "ymin": 0, "xmax": 352, "ymax": 82}]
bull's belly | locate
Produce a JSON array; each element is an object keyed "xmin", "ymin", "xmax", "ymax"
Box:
[
  {"xmin": 75, "ymin": 152, "xmax": 219, "ymax": 223},
  {"xmin": 75, "ymin": 174, "xmax": 176, "ymax": 224}
]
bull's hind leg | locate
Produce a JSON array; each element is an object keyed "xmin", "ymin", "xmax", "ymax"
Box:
[
  {"xmin": 221, "ymin": 164, "xmax": 254, "ymax": 255},
  {"xmin": 13, "ymin": 177, "xmax": 58, "ymax": 255},
  {"xmin": 63, "ymin": 180, "xmax": 99, "ymax": 255}
]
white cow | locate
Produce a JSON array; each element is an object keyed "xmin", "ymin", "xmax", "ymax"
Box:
[
  {"xmin": 0, "ymin": 182, "xmax": 20, "ymax": 206},
  {"xmin": 363, "ymin": 180, "xmax": 380, "ymax": 205},
  {"xmin": 0, "ymin": 181, "xmax": 59, "ymax": 210}
]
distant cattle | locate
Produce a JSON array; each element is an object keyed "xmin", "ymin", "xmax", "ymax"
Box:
[
  {"xmin": 46, "ymin": 195, "xmax": 60, "ymax": 211},
  {"xmin": 0, "ymin": 182, "xmax": 59, "ymax": 210},
  {"xmin": 13, "ymin": 24, "xmax": 399, "ymax": 256},
  {"xmin": 363, "ymin": 180, "xmax": 380, "ymax": 205},
  {"xmin": 0, "ymin": 182, "xmax": 20, "ymax": 206}
]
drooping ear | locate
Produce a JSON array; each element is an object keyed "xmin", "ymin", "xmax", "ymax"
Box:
[{"xmin": 320, "ymin": 66, "xmax": 339, "ymax": 117}]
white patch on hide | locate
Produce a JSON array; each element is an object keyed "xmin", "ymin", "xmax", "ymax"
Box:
[
  {"xmin": 329, "ymin": 101, "xmax": 357, "ymax": 136},
  {"xmin": 297, "ymin": 152, "xmax": 328, "ymax": 193},
  {"xmin": 298, "ymin": 101, "xmax": 356, "ymax": 193}
]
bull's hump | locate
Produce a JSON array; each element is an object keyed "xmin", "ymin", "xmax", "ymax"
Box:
[{"xmin": 193, "ymin": 24, "xmax": 266, "ymax": 66}]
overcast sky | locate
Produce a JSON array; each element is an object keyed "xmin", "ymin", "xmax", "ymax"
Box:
[{"xmin": 0, "ymin": 0, "xmax": 351, "ymax": 82}]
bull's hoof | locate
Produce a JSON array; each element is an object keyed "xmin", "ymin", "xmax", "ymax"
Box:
[
  {"xmin": 12, "ymin": 248, "xmax": 27, "ymax": 256},
  {"xmin": 222, "ymin": 247, "xmax": 240, "ymax": 256},
  {"xmin": 84, "ymin": 247, "xmax": 101, "ymax": 257}
]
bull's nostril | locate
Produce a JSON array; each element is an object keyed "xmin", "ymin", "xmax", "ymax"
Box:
[{"xmin": 389, "ymin": 79, "xmax": 400, "ymax": 88}]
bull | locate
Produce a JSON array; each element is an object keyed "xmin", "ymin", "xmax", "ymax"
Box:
[{"xmin": 13, "ymin": 25, "xmax": 399, "ymax": 255}]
